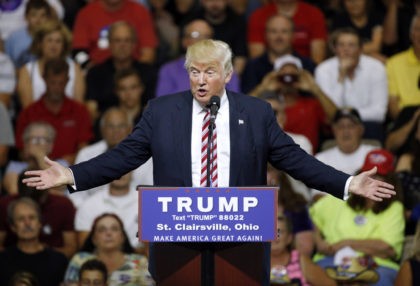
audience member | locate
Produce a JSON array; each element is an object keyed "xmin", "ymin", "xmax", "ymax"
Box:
[
  {"xmin": 382, "ymin": 0, "xmax": 418, "ymax": 56},
  {"xmin": 241, "ymin": 14, "xmax": 316, "ymax": 95},
  {"xmin": 4, "ymin": 0, "xmax": 53, "ymax": 68},
  {"xmin": 247, "ymin": 0, "xmax": 327, "ymax": 64},
  {"xmin": 8, "ymin": 271, "xmax": 39, "ymax": 286},
  {"xmin": 15, "ymin": 58, "xmax": 93, "ymax": 164},
  {"xmin": 395, "ymin": 115, "xmax": 420, "ymax": 235},
  {"xmin": 330, "ymin": 0, "xmax": 385, "ymax": 60},
  {"xmin": 310, "ymin": 149, "xmax": 405, "ymax": 286},
  {"xmin": 315, "ymin": 28, "xmax": 388, "ymax": 141},
  {"xmin": 164, "ymin": 0, "xmax": 201, "ymax": 30},
  {"xmin": 270, "ymin": 215, "xmax": 336, "ymax": 286},
  {"xmin": 64, "ymin": 213, "xmax": 154, "ymax": 286},
  {"xmin": 0, "ymin": 198, "xmax": 68, "ymax": 286},
  {"xmin": 0, "ymin": 51, "xmax": 16, "ymax": 108},
  {"xmin": 0, "ymin": 0, "xmax": 63, "ymax": 41},
  {"xmin": 0, "ymin": 171, "xmax": 77, "ymax": 258},
  {"xmin": 0, "ymin": 102, "xmax": 14, "ymax": 177},
  {"xmin": 75, "ymin": 172, "xmax": 142, "ymax": 252},
  {"xmin": 85, "ymin": 21, "xmax": 157, "ymax": 125},
  {"xmin": 385, "ymin": 105, "xmax": 420, "ymax": 156},
  {"xmin": 253, "ymin": 54, "xmax": 337, "ymax": 151},
  {"xmin": 155, "ymin": 19, "xmax": 240, "ymax": 97},
  {"xmin": 71, "ymin": 107, "xmax": 153, "ymax": 208},
  {"xmin": 78, "ymin": 259, "xmax": 108, "ymax": 286},
  {"xmin": 394, "ymin": 221, "xmax": 420, "ymax": 286},
  {"xmin": 17, "ymin": 20, "xmax": 85, "ymax": 108},
  {"xmin": 72, "ymin": 0, "xmax": 157, "ymax": 65},
  {"xmin": 3, "ymin": 122, "xmax": 66, "ymax": 195},
  {"xmin": 386, "ymin": 14, "xmax": 420, "ymax": 119},
  {"xmin": 195, "ymin": 0, "xmax": 248, "ymax": 75},
  {"xmin": 315, "ymin": 108, "xmax": 377, "ymax": 176}
]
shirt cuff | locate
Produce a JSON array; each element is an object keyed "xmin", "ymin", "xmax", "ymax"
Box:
[
  {"xmin": 68, "ymin": 167, "xmax": 77, "ymax": 190},
  {"xmin": 344, "ymin": 176, "xmax": 353, "ymax": 201}
]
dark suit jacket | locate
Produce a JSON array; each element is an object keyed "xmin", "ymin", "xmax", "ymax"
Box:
[{"xmin": 69, "ymin": 90, "xmax": 349, "ymax": 284}]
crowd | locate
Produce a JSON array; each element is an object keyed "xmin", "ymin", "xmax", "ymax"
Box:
[{"xmin": 1, "ymin": 0, "xmax": 420, "ymax": 285}]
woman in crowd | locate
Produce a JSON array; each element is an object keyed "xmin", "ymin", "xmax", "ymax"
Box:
[
  {"xmin": 17, "ymin": 19, "xmax": 84, "ymax": 108},
  {"xmin": 270, "ymin": 215, "xmax": 336, "ymax": 286},
  {"xmin": 64, "ymin": 213, "xmax": 154, "ymax": 286}
]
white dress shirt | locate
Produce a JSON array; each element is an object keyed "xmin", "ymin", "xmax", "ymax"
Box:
[{"xmin": 191, "ymin": 91, "xmax": 230, "ymax": 187}]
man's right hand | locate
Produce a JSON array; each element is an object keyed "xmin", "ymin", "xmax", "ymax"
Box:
[{"xmin": 22, "ymin": 156, "xmax": 74, "ymax": 190}]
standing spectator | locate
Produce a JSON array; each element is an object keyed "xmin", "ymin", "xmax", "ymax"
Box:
[
  {"xmin": 310, "ymin": 149, "xmax": 405, "ymax": 286},
  {"xmin": 330, "ymin": 0, "xmax": 385, "ymax": 61},
  {"xmin": 0, "ymin": 171, "xmax": 77, "ymax": 258},
  {"xmin": 5, "ymin": 0, "xmax": 53, "ymax": 68},
  {"xmin": 315, "ymin": 28, "xmax": 388, "ymax": 142},
  {"xmin": 85, "ymin": 21, "xmax": 157, "ymax": 126},
  {"xmin": 247, "ymin": 0, "xmax": 327, "ymax": 64},
  {"xmin": 17, "ymin": 20, "xmax": 85, "ymax": 108},
  {"xmin": 0, "ymin": 198, "xmax": 68, "ymax": 286},
  {"xmin": 65, "ymin": 213, "xmax": 154, "ymax": 286},
  {"xmin": 72, "ymin": 0, "xmax": 157, "ymax": 65},
  {"xmin": 195, "ymin": 0, "xmax": 248, "ymax": 75},
  {"xmin": 15, "ymin": 58, "xmax": 93, "ymax": 164},
  {"xmin": 0, "ymin": 51, "xmax": 16, "ymax": 108},
  {"xmin": 155, "ymin": 19, "xmax": 240, "ymax": 97},
  {"xmin": 386, "ymin": 14, "xmax": 420, "ymax": 119},
  {"xmin": 71, "ymin": 107, "xmax": 153, "ymax": 208},
  {"xmin": 242, "ymin": 14, "xmax": 316, "ymax": 95}
]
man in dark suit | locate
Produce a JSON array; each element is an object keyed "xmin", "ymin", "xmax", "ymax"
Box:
[{"xmin": 24, "ymin": 40, "xmax": 395, "ymax": 285}]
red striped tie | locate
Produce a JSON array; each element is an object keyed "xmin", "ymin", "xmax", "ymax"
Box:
[{"xmin": 200, "ymin": 110, "xmax": 218, "ymax": 187}]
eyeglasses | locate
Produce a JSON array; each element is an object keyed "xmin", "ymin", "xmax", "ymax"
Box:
[{"xmin": 25, "ymin": 136, "xmax": 52, "ymax": 145}]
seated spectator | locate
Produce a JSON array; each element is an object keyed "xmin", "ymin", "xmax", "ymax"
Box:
[
  {"xmin": 310, "ymin": 149, "xmax": 405, "ymax": 286},
  {"xmin": 78, "ymin": 259, "xmax": 108, "ymax": 286},
  {"xmin": 270, "ymin": 215, "xmax": 336, "ymax": 286},
  {"xmin": 394, "ymin": 221, "xmax": 420, "ymax": 286},
  {"xmin": 0, "ymin": 102, "xmax": 14, "ymax": 178},
  {"xmin": 330, "ymin": 0, "xmax": 385, "ymax": 61},
  {"xmin": 17, "ymin": 19, "xmax": 85, "ymax": 108},
  {"xmin": 0, "ymin": 197, "xmax": 68, "ymax": 286},
  {"xmin": 5, "ymin": 0, "xmax": 53, "ymax": 68},
  {"xmin": 314, "ymin": 108, "xmax": 377, "ymax": 176},
  {"xmin": 267, "ymin": 167, "xmax": 314, "ymax": 256},
  {"xmin": 0, "ymin": 171, "xmax": 77, "ymax": 258},
  {"xmin": 247, "ymin": 0, "xmax": 327, "ymax": 64},
  {"xmin": 0, "ymin": 50, "xmax": 16, "ymax": 108},
  {"xmin": 195, "ymin": 0, "xmax": 248, "ymax": 75},
  {"xmin": 85, "ymin": 21, "xmax": 157, "ymax": 126},
  {"xmin": 386, "ymin": 105, "xmax": 420, "ymax": 156},
  {"xmin": 155, "ymin": 19, "xmax": 240, "ymax": 97},
  {"xmin": 315, "ymin": 28, "xmax": 388, "ymax": 142},
  {"xmin": 75, "ymin": 172, "xmax": 143, "ymax": 252},
  {"xmin": 71, "ymin": 107, "xmax": 153, "ymax": 208},
  {"xmin": 3, "ymin": 121, "xmax": 65, "ymax": 195},
  {"xmin": 71, "ymin": 0, "xmax": 157, "ymax": 65},
  {"xmin": 386, "ymin": 14, "xmax": 420, "ymax": 119},
  {"xmin": 395, "ymin": 115, "xmax": 420, "ymax": 235},
  {"xmin": 253, "ymin": 54, "xmax": 337, "ymax": 151},
  {"xmin": 15, "ymin": 58, "xmax": 93, "ymax": 164},
  {"xmin": 65, "ymin": 213, "xmax": 154, "ymax": 286},
  {"xmin": 242, "ymin": 14, "xmax": 316, "ymax": 95}
]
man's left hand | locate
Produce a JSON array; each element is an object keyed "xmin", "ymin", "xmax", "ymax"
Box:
[{"xmin": 349, "ymin": 167, "xmax": 396, "ymax": 201}]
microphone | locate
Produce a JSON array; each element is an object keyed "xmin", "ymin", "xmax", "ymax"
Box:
[{"xmin": 208, "ymin": 96, "xmax": 220, "ymax": 125}]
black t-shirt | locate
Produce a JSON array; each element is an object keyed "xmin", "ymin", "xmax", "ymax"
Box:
[{"xmin": 0, "ymin": 246, "xmax": 68, "ymax": 286}]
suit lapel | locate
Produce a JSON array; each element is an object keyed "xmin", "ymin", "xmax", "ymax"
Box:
[
  {"xmin": 228, "ymin": 92, "xmax": 246, "ymax": 186},
  {"xmin": 173, "ymin": 92, "xmax": 193, "ymax": 186}
]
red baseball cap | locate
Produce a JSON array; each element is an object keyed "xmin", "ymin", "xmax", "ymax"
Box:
[{"xmin": 361, "ymin": 149, "xmax": 395, "ymax": 175}]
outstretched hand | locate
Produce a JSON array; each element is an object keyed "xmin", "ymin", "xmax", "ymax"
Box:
[
  {"xmin": 22, "ymin": 156, "xmax": 74, "ymax": 190},
  {"xmin": 349, "ymin": 167, "xmax": 396, "ymax": 201}
]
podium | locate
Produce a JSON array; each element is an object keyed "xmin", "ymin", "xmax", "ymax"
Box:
[{"xmin": 138, "ymin": 187, "xmax": 278, "ymax": 286}]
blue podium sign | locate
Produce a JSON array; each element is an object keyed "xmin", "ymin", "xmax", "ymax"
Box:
[{"xmin": 138, "ymin": 187, "xmax": 278, "ymax": 242}]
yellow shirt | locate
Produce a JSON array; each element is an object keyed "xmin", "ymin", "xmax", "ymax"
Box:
[{"xmin": 387, "ymin": 47, "xmax": 420, "ymax": 109}]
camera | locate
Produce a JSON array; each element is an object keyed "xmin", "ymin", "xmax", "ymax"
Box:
[{"xmin": 277, "ymin": 74, "xmax": 299, "ymax": 85}]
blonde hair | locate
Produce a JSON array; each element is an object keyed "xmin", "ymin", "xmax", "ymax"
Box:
[
  {"xmin": 30, "ymin": 20, "xmax": 72, "ymax": 58},
  {"xmin": 184, "ymin": 39, "xmax": 233, "ymax": 77}
]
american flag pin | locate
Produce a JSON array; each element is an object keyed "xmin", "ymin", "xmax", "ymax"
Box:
[{"xmin": 238, "ymin": 119, "xmax": 244, "ymax": 125}]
